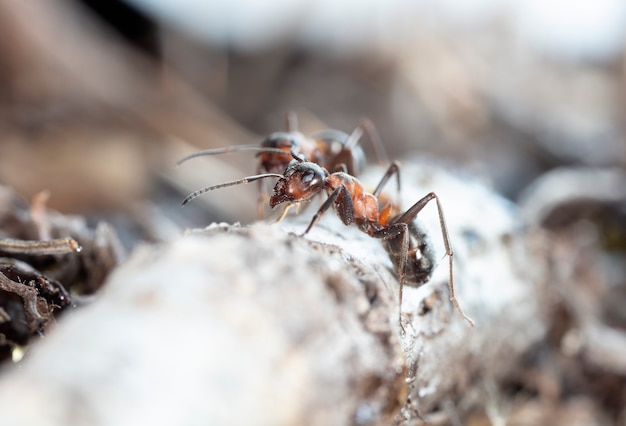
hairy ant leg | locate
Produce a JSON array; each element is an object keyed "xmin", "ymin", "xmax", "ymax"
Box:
[
  {"xmin": 344, "ymin": 118, "xmax": 389, "ymax": 166},
  {"xmin": 371, "ymin": 161, "xmax": 402, "ymax": 222},
  {"xmin": 364, "ymin": 221, "xmax": 411, "ymax": 332},
  {"xmin": 369, "ymin": 162, "xmax": 403, "ymax": 236},
  {"xmin": 257, "ymin": 189, "xmax": 269, "ymax": 218},
  {"xmin": 300, "ymin": 185, "xmax": 353, "ymax": 236},
  {"xmin": 390, "ymin": 193, "xmax": 475, "ymax": 327},
  {"xmin": 373, "ymin": 161, "xmax": 401, "ymax": 198}
]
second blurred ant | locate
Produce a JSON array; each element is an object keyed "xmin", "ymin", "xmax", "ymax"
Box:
[
  {"xmin": 182, "ymin": 152, "xmax": 474, "ymax": 332},
  {"xmin": 177, "ymin": 112, "xmax": 388, "ymax": 217}
]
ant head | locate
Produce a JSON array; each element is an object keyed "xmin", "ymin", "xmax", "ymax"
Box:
[
  {"xmin": 270, "ymin": 161, "xmax": 328, "ymax": 208},
  {"xmin": 261, "ymin": 132, "xmax": 300, "ymax": 150},
  {"xmin": 257, "ymin": 132, "xmax": 303, "ymax": 174}
]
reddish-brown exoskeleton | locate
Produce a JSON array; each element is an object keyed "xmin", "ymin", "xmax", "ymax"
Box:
[
  {"xmin": 182, "ymin": 152, "xmax": 474, "ymax": 331},
  {"xmin": 177, "ymin": 112, "xmax": 387, "ymax": 217}
]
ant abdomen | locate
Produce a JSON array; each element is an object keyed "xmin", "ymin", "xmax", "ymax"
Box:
[{"xmin": 383, "ymin": 219, "xmax": 436, "ymax": 288}]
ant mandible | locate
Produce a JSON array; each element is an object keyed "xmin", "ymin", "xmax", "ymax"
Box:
[
  {"xmin": 177, "ymin": 112, "xmax": 388, "ymax": 218},
  {"xmin": 182, "ymin": 151, "xmax": 475, "ymax": 331}
]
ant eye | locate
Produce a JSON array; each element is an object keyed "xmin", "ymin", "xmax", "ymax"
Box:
[{"xmin": 301, "ymin": 170, "xmax": 316, "ymax": 184}]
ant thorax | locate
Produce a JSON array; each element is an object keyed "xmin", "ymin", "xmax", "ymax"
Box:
[
  {"xmin": 383, "ymin": 219, "xmax": 436, "ymax": 287},
  {"xmin": 326, "ymin": 173, "xmax": 379, "ymax": 223}
]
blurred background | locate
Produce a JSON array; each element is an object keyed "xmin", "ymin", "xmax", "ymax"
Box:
[
  {"xmin": 1, "ymin": 0, "xmax": 624, "ymax": 231},
  {"xmin": 0, "ymin": 0, "xmax": 625, "ymax": 423}
]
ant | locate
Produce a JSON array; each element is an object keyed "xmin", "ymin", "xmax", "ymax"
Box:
[
  {"xmin": 182, "ymin": 151, "xmax": 475, "ymax": 331},
  {"xmin": 177, "ymin": 112, "xmax": 388, "ymax": 218}
]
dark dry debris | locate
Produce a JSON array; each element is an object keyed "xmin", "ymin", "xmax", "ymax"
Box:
[{"xmin": 0, "ymin": 186, "xmax": 123, "ymax": 362}]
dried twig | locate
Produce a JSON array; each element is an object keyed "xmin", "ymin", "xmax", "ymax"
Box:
[
  {"xmin": 0, "ymin": 272, "xmax": 46, "ymax": 333},
  {"xmin": 0, "ymin": 237, "xmax": 82, "ymax": 255}
]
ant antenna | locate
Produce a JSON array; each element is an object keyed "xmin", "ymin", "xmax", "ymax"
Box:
[
  {"xmin": 177, "ymin": 145, "xmax": 259, "ymax": 166},
  {"xmin": 285, "ymin": 111, "xmax": 299, "ymax": 132},
  {"xmin": 177, "ymin": 147, "xmax": 297, "ymax": 166},
  {"xmin": 182, "ymin": 173, "xmax": 283, "ymax": 205},
  {"xmin": 290, "ymin": 149, "xmax": 305, "ymax": 162}
]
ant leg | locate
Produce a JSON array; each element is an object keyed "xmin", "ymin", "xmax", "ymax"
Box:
[
  {"xmin": 257, "ymin": 178, "xmax": 267, "ymax": 219},
  {"xmin": 345, "ymin": 118, "xmax": 389, "ymax": 166},
  {"xmin": 257, "ymin": 165, "xmax": 269, "ymax": 219},
  {"xmin": 285, "ymin": 111, "xmax": 299, "ymax": 132},
  {"xmin": 301, "ymin": 185, "xmax": 352, "ymax": 236},
  {"xmin": 370, "ymin": 222, "xmax": 409, "ymax": 333},
  {"xmin": 394, "ymin": 192, "xmax": 475, "ymax": 327},
  {"xmin": 257, "ymin": 195, "xmax": 268, "ymax": 219},
  {"xmin": 373, "ymin": 161, "xmax": 401, "ymax": 198}
]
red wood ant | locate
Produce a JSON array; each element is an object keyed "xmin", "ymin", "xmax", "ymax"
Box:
[
  {"xmin": 177, "ymin": 112, "xmax": 388, "ymax": 217},
  {"xmin": 182, "ymin": 151, "xmax": 475, "ymax": 331}
]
